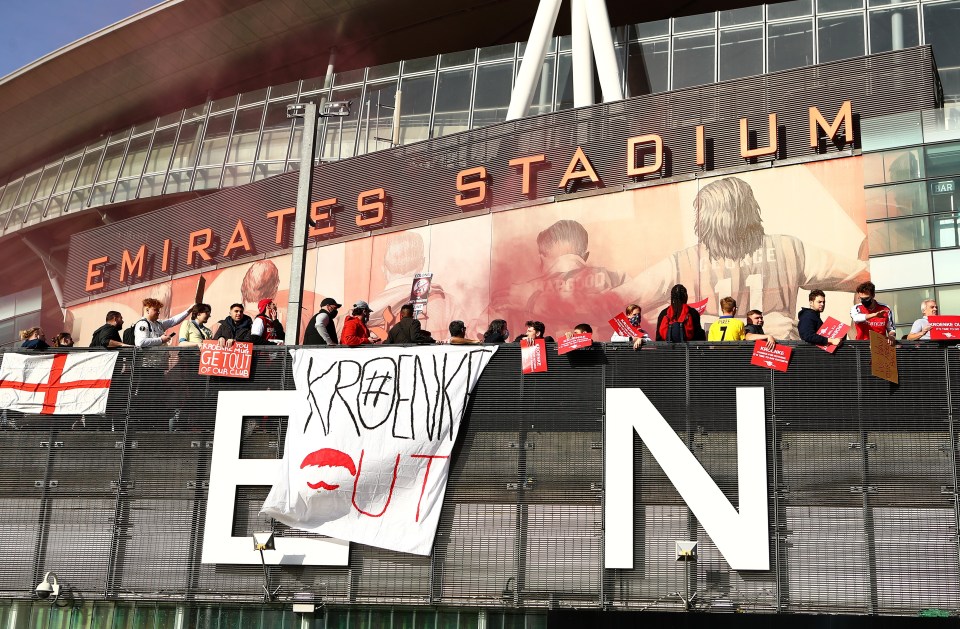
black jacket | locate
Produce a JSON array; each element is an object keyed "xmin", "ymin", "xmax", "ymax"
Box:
[
  {"xmin": 303, "ymin": 311, "xmax": 338, "ymax": 345},
  {"xmin": 214, "ymin": 315, "xmax": 253, "ymax": 342},
  {"xmin": 385, "ymin": 316, "xmax": 435, "ymax": 344},
  {"xmin": 798, "ymin": 308, "xmax": 828, "ymax": 345},
  {"xmin": 90, "ymin": 322, "xmax": 122, "ymax": 349}
]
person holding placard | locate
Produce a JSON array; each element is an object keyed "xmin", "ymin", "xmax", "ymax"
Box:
[
  {"xmin": 850, "ymin": 281, "xmax": 895, "ymax": 343},
  {"xmin": 798, "ymin": 290, "xmax": 842, "ymax": 347},
  {"xmin": 906, "ymin": 299, "xmax": 938, "ymax": 341}
]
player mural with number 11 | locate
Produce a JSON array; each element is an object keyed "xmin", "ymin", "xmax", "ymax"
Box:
[{"xmin": 613, "ymin": 177, "xmax": 870, "ymax": 339}]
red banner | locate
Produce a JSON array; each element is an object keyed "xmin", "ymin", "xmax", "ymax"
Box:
[
  {"xmin": 521, "ymin": 338, "xmax": 548, "ymax": 374},
  {"xmin": 608, "ymin": 313, "xmax": 642, "ymax": 338},
  {"xmin": 929, "ymin": 315, "xmax": 960, "ymax": 340},
  {"xmin": 816, "ymin": 317, "xmax": 849, "ymax": 353},
  {"xmin": 690, "ymin": 297, "xmax": 708, "ymax": 315},
  {"xmin": 558, "ymin": 333, "xmax": 593, "ymax": 355},
  {"xmin": 750, "ymin": 341, "xmax": 792, "ymax": 372},
  {"xmin": 199, "ymin": 341, "xmax": 253, "ymax": 378}
]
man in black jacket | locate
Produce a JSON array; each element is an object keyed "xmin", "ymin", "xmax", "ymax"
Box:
[
  {"xmin": 385, "ymin": 304, "xmax": 435, "ymax": 344},
  {"xmin": 90, "ymin": 311, "xmax": 131, "ymax": 348},
  {"xmin": 798, "ymin": 290, "xmax": 842, "ymax": 347},
  {"xmin": 303, "ymin": 297, "xmax": 341, "ymax": 345},
  {"xmin": 214, "ymin": 303, "xmax": 254, "ymax": 348}
]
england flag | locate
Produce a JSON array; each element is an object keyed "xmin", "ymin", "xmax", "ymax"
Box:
[{"xmin": 0, "ymin": 352, "xmax": 118, "ymax": 415}]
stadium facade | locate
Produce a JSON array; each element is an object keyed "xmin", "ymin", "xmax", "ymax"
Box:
[{"xmin": 0, "ymin": 0, "xmax": 959, "ymax": 626}]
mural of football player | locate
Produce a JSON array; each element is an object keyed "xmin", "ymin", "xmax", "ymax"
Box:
[
  {"xmin": 490, "ymin": 219, "xmax": 626, "ymax": 339},
  {"xmin": 366, "ymin": 232, "xmax": 453, "ymax": 340},
  {"xmin": 613, "ymin": 176, "xmax": 869, "ymax": 339}
]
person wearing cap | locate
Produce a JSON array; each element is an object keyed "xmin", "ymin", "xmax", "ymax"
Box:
[
  {"xmin": 303, "ymin": 297, "xmax": 342, "ymax": 345},
  {"xmin": 342, "ymin": 301, "xmax": 380, "ymax": 346},
  {"xmin": 251, "ymin": 298, "xmax": 286, "ymax": 345}
]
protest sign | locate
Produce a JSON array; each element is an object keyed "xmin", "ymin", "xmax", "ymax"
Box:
[
  {"xmin": 608, "ymin": 313, "xmax": 642, "ymax": 338},
  {"xmin": 521, "ymin": 338, "xmax": 548, "ymax": 374},
  {"xmin": 816, "ymin": 317, "xmax": 849, "ymax": 353},
  {"xmin": 260, "ymin": 345, "xmax": 497, "ymax": 555},
  {"xmin": 199, "ymin": 341, "xmax": 253, "ymax": 378},
  {"xmin": 409, "ymin": 273, "xmax": 433, "ymax": 319},
  {"xmin": 558, "ymin": 333, "xmax": 593, "ymax": 355},
  {"xmin": 749, "ymin": 341, "xmax": 792, "ymax": 372},
  {"xmin": 870, "ymin": 330, "xmax": 898, "ymax": 384},
  {"xmin": 929, "ymin": 315, "xmax": 960, "ymax": 340}
]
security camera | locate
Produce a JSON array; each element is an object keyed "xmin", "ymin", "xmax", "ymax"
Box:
[{"xmin": 35, "ymin": 572, "xmax": 60, "ymax": 600}]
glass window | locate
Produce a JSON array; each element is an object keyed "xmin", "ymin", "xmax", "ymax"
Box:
[
  {"xmin": 0, "ymin": 292, "xmax": 13, "ymax": 320},
  {"xmin": 767, "ymin": 20, "xmax": 814, "ymax": 72},
  {"xmin": 556, "ymin": 53, "xmax": 574, "ymax": 110},
  {"xmin": 257, "ymin": 99, "xmax": 294, "ymax": 162},
  {"xmin": 45, "ymin": 194, "xmax": 67, "ymax": 219},
  {"xmin": 527, "ymin": 57, "xmax": 555, "ymax": 117},
  {"xmin": 33, "ymin": 163, "xmax": 61, "ymax": 202},
  {"xmin": 818, "ymin": 0, "xmax": 863, "ymax": 12},
  {"xmin": 74, "ymin": 148, "xmax": 104, "ymax": 189},
  {"xmin": 478, "ymin": 43, "xmax": 514, "ymax": 62},
  {"xmin": 403, "ymin": 55, "xmax": 437, "ymax": 74},
  {"xmin": 868, "ymin": 216, "xmax": 930, "ymax": 254},
  {"xmin": 631, "ymin": 20, "xmax": 670, "ymax": 39},
  {"xmin": 937, "ymin": 284, "xmax": 960, "ymax": 319},
  {"xmin": 143, "ymin": 127, "xmax": 178, "ymax": 175},
  {"xmin": 875, "ymin": 286, "xmax": 934, "ymax": 338},
  {"xmin": 211, "ymin": 95, "xmax": 237, "ymax": 114},
  {"xmin": 321, "ymin": 85, "xmax": 364, "ymax": 159},
  {"xmin": 52, "ymin": 154, "xmax": 81, "ymax": 194},
  {"xmin": 270, "ymin": 81, "xmax": 300, "ymax": 99},
  {"xmin": 198, "ymin": 113, "xmax": 234, "ymax": 167},
  {"xmin": 183, "ymin": 102, "xmax": 207, "ymax": 120},
  {"xmin": 818, "ymin": 14, "xmax": 865, "ymax": 63},
  {"xmin": 627, "ymin": 39, "xmax": 669, "ymax": 96},
  {"xmin": 870, "ymin": 0, "xmax": 917, "ymax": 5},
  {"xmin": 192, "ymin": 167, "xmax": 222, "ymax": 191},
  {"xmin": 924, "ymin": 142, "xmax": 960, "ymax": 178},
  {"xmin": 23, "ymin": 200, "xmax": 47, "ymax": 224},
  {"xmin": 222, "ymin": 164, "xmax": 254, "ymax": 188},
  {"xmin": 227, "ymin": 106, "xmax": 264, "ymax": 163},
  {"xmin": 138, "ymin": 174, "xmax": 164, "ymax": 198},
  {"xmin": 924, "ymin": 1, "xmax": 960, "ymax": 99},
  {"xmin": 15, "ymin": 287, "xmax": 41, "ymax": 314},
  {"xmin": 0, "ymin": 179, "xmax": 22, "ymax": 213},
  {"xmin": 864, "ymin": 182, "xmax": 928, "ymax": 219},
  {"xmin": 239, "ymin": 88, "xmax": 267, "ymax": 106},
  {"xmin": 157, "ymin": 111, "xmax": 182, "ymax": 128},
  {"xmin": 113, "ymin": 179, "xmax": 139, "ymax": 203},
  {"xmin": 254, "ymin": 162, "xmax": 286, "ymax": 181},
  {"xmin": 119, "ymin": 135, "xmax": 151, "ymax": 179},
  {"xmin": 472, "ymin": 63, "xmax": 513, "ymax": 127},
  {"xmin": 719, "ymin": 6, "xmax": 763, "ymax": 26},
  {"xmin": 170, "ymin": 120, "xmax": 204, "ymax": 170},
  {"xmin": 66, "ymin": 187, "xmax": 91, "ymax": 212},
  {"xmin": 869, "ymin": 5, "xmax": 919, "ymax": 53},
  {"xmin": 13, "ymin": 171, "xmax": 41, "ymax": 207},
  {"xmin": 932, "ymin": 212, "xmax": 960, "ymax": 248},
  {"xmin": 768, "ymin": 0, "xmax": 813, "ymax": 20},
  {"xmin": 673, "ymin": 33, "xmax": 715, "ymax": 89},
  {"xmin": 719, "ymin": 27, "xmax": 763, "ymax": 81},
  {"xmin": 433, "ymin": 68, "xmax": 474, "ymax": 138},
  {"xmin": 96, "ymin": 140, "xmax": 128, "ymax": 184},
  {"xmin": 862, "ymin": 148, "xmax": 924, "ymax": 185},
  {"xmin": 133, "ymin": 120, "xmax": 155, "ymax": 135},
  {"xmin": 440, "ymin": 49, "xmax": 475, "ymax": 68},
  {"xmin": 674, "ymin": 12, "xmax": 716, "ymax": 33},
  {"xmin": 164, "ymin": 170, "xmax": 193, "ymax": 194},
  {"xmin": 330, "ymin": 68, "xmax": 364, "ymax": 88},
  {"xmin": 367, "ymin": 62, "xmax": 400, "ymax": 81},
  {"xmin": 398, "ymin": 74, "xmax": 436, "ymax": 144}
]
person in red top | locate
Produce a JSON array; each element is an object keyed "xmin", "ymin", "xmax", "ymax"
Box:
[
  {"xmin": 849, "ymin": 281, "xmax": 895, "ymax": 342},
  {"xmin": 655, "ymin": 284, "xmax": 706, "ymax": 342},
  {"xmin": 341, "ymin": 301, "xmax": 381, "ymax": 346}
]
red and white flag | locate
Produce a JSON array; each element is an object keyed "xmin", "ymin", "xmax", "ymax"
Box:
[{"xmin": 0, "ymin": 352, "xmax": 118, "ymax": 415}]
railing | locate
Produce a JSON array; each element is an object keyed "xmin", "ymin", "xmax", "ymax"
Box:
[{"xmin": 0, "ymin": 342, "xmax": 957, "ymax": 616}]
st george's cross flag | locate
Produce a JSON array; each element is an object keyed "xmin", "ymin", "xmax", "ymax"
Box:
[{"xmin": 0, "ymin": 352, "xmax": 118, "ymax": 415}]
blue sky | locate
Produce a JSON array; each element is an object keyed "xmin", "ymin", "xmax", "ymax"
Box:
[{"xmin": 0, "ymin": 0, "xmax": 161, "ymax": 78}]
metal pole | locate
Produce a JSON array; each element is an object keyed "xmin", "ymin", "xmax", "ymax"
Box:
[
  {"xmin": 506, "ymin": 0, "xmax": 562, "ymax": 120},
  {"xmin": 571, "ymin": 0, "xmax": 595, "ymax": 108},
  {"xmin": 585, "ymin": 0, "xmax": 624, "ymax": 102},
  {"xmin": 286, "ymin": 102, "xmax": 318, "ymax": 345}
]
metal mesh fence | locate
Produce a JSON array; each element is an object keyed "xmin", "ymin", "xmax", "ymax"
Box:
[{"xmin": 0, "ymin": 342, "xmax": 957, "ymax": 616}]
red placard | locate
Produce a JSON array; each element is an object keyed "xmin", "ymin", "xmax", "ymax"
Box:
[
  {"xmin": 608, "ymin": 312, "xmax": 642, "ymax": 338},
  {"xmin": 816, "ymin": 317, "xmax": 850, "ymax": 353},
  {"xmin": 690, "ymin": 297, "xmax": 708, "ymax": 315},
  {"xmin": 199, "ymin": 341, "xmax": 253, "ymax": 378},
  {"xmin": 750, "ymin": 340, "xmax": 792, "ymax": 372},
  {"xmin": 558, "ymin": 333, "xmax": 593, "ymax": 355},
  {"xmin": 520, "ymin": 338, "xmax": 548, "ymax": 374},
  {"xmin": 929, "ymin": 315, "xmax": 960, "ymax": 340}
]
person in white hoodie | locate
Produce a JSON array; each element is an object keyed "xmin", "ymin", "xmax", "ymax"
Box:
[{"xmin": 134, "ymin": 297, "xmax": 193, "ymax": 348}]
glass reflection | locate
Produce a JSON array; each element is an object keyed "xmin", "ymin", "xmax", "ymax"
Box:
[
  {"xmin": 434, "ymin": 68, "xmax": 473, "ymax": 138},
  {"xmin": 719, "ymin": 27, "xmax": 763, "ymax": 81},
  {"xmin": 398, "ymin": 74, "xmax": 436, "ymax": 144},
  {"xmin": 472, "ymin": 63, "xmax": 512, "ymax": 127}
]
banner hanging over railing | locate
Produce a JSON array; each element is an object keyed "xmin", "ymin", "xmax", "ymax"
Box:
[{"xmin": 260, "ymin": 345, "xmax": 497, "ymax": 555}]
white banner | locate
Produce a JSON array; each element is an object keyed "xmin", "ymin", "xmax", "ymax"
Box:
[
  {"xmin": 261, "ymin": 345, "xmax": 497, "ymax": 555},
  {"xmin": 0, "ymin": 351, "xmax": 118, "ymax": 415}
]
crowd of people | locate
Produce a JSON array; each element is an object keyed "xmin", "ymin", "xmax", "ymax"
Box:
[{"xmin": 16, "ymin": 280, "xmax": 949, "ymax": 354}]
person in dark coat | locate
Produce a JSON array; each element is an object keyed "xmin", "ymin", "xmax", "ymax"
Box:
[
  {"xmin": 798, "ymin": 289, "xmax": 842, "ymax": 348},
  {"xmin": 385, "ymin": 304, "xmax": 435, "ymax": 344},
  {"xmin": 483, "ymin": 319, "xmax": 509, "ymax": 344},
  {"xmin": 303, "ymin": 297, "xmax": 342, "ymax": 345},
  {"xmin": 214, "ymin": 303, "xmax": 253, "ymax": 348}
]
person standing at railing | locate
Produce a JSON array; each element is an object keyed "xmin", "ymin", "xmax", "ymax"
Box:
[
  {"xmin": 134, "ymin": 298, "xmax": 192, "ymax": 348},
  {"xmin": 906, "ymin": 299, "xmax": 938, "ymax": 341},
  {"xmin": 178, "ymin": 303, "xmax": 213, "ymax": 347}
]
